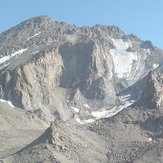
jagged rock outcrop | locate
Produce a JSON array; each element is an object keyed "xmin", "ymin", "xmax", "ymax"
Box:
[
  {"xmin": 49, "ymin": 121, "xmax": 71, "ymax": 151},
  {"xmin": 135, "ymin": 71, "xmax": 163, "ymax": 109}
]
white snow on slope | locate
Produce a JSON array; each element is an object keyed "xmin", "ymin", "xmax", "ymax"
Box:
[
  {"xmin": 145, "ymin": 49, "xmax": 151, "ymax": 54},
  {"xmin": 112, "ymin": 38, "xmax": 132, "ymax": 50},
  {"xmin": 0, "ymin": 48, "xmax": 28, "ymax": 68},
  {"xmin": 110, "ymin": 49, "xmax": 138, "ymax": 79},
  {"xmin": 32, "ymin": 51, "xmax": 39, "ymax": 55},
  {"xmin": 83, "ymin": 104, "xmax": 90, "ymax": 108},
  {"xmin": 91, "ymin": 101, "xmax": 133, "ymax": 119},
  {"xmin": 152, "ymin": 63, "xmax": 159, "ymax": 69},
  {"xmin": 110, "ymin": 39, "xmax": 152, "ymax": 83},
  {"xmin": 71, "ymin": 107, "xmax": 80, "ymax": 113},
  {"xmin": 0, "ymin": 63, "xmax": 10, "ymax": 70},
  {"xmin": 110, "ymin": 39, "xmax": 138, "ymax": 79},
  {"xmin": 27, "ymin": 32, "xmax": 41, "ymax": 41},
  {"xmin": 0, "ymin": 99, "xmax": 14, "ymax": 108},
  {"xmin": 75, "ymin": 101, "xmax": 133, "ymax": 125},
  {"xmin": 7, "ymin": 101, "xmax": 14, "ymax": 108},
  {"xmin": 148, "ymin": 137, "xmax": 152, "ymax": 142},
  {"xmin": 75, "ymin": 93, "xmax": 135, "ymax": 125},
  {"xmin": 75, "ymin": 117, "xmax": 95, "ymax": 124}
]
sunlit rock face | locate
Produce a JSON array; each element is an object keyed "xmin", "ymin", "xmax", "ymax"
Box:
[
  {"xmin": 135, "ymin": 71, "xmax": 163, "ymax": 109},
  {"xmin": 0, "ymin": 16, "xmax": 163, "ymax": 122}
]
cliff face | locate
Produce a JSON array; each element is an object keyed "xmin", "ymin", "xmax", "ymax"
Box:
[
  {"xmin": 136, "ymin": 71, "xmax": 163, "ymax": 109},
  {"xmin": 0, "ymin": 16, "xmax": 163, "ymax": 121},
  {"xmin": 0, "ymin": 38, "xmax": 116, "ymax": 121}
]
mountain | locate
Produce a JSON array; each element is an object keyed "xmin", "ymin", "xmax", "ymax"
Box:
[{"xmin": 0, "ymin": 16, "xmax": 163, "ymax": 163}]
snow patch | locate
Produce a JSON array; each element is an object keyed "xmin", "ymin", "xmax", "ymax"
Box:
[
  {"xmin": 71, "ymin": 107, "xmax": 80, "ymax": 113},
  {"xmin": 0, "ymin": 99, "xmax": 6, "ymax": 103},
  {"xmin": 75, "ymin": 101, "xmax": 133, "ymax": 125},
  {"xmin": 110, "ymin": 49, "xmax": 138, "ymax": 79},
  {"xmin": 74, "ymin": 93, "xmax": 135, "ymax": 125},
  {"xmin": 119, "ymin": 94, "xmax": 132, "ymax": 102},
  {"xmin": 0, "ymin": 99, "xmax": 14, "ymax": 108},
  {"xmin": 110, "ymin": 39, "xmax": 151, "ymax": 83},
  {"xmin": 27, "ymin": 32, "xmax": 41, "ymax": 41},
  {"xmin": 11, "ymin": 49, "xmax": 28, "ymax": 57},
  {"xmin": 91, "ymin": 101, "xmax": 133, "ymax": 119},
  {"xmin": 0, "ymin": 56, "xmax": 9, "ymax": 65},
  {"xmin": 112, "ymin": 38, "xmax": 132, "ymax": 50},
  {"xmin": 0, "ymin": 48, "xmax": 28, "ymax": 67},
  {"xmin": 75, "ymin": 117, "xmax": 95, "ymax": 124},
  {"xmin": 152, "ymin": 63, "xmax": 159, "ymax": 69},
  {"xmin": 0, "ymin": 63, "xmax": 10, "ymax": 70},
  {"xmin": 144, "ymin": 49, "xmax": 151, "ymax": 54},
  {"xmin": 148, "ymin": 137, "xmax": 152, "ymax": 142},
  {"xmin": 7, "ymin": 101, "xmax": 14, "ymax": 108},
  {"xmin": 83, "ymin": 104, "xmax": 90, "ymax": 108},
  {"xmin": 110, "ymin": 38, "xmax": 152, "ymax": 82},
  {"xmin": 32, "ymin": 51, "xmax": 39, "ymax": 55}
]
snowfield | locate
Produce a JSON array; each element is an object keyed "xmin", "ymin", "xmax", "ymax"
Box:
[
  {"xmin": 75, "ymin": 117, "xmax": 95, "ymax": 124},
  {"xmin": 0, "ymin": 48, "xmax": 28, "ymax": 69},
  {"xmin": 91, "ymin": 101, "xmax": 134, "ymax": 119},
  {"xmin": 74, "ymin": 94, "xmax": 135, "ymax": 124},
  {"xmin": 0, "ymin": 99, "xmax": 14, "ymax": 108},
  {"xmin": 71, "ymin": 107, "xmax": 80, "ymax": 113},
  {"xmin": 110, "ymin": 38, "xmax": 154, "ymax": 85},
  {"xmin": 111, "ymin": 38, "xmax": 132, "ymax": 50},
  {"xmin": 110, "ymin": 49, "xmax": 138, "ymax": 79},
  {"xmin": 110, "ymin": 38, "xmax": 138, "ymax": 79},
  {"xmin": 27, "ymin": 32, "xmax": 41, "ymax": 41}
]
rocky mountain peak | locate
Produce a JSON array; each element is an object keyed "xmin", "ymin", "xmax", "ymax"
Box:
[
  {"xmin": 0, "ymin": 16, "xmax": 163, "ymax": 163},
  {"xmin": 91, "ymin": 24, "xmax": 125, "ymax": 38},
  {"xmin": 0, "ymin": 16, "xmax": 163, "ymax": 123},
  {"xmin": 17, "ymin": 15, "xmax": 53, "ymax": 27},
  {"xmin": 2, "ymin": 15, "xmax": 56, "ymax": 34},
  {"xmin": 140, "ymin": 40, "xmax": 154, "ymax": 50}
]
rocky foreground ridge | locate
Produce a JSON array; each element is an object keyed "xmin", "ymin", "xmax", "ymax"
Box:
[{"xmin": 0, "ymin": 16, "xmax": 163, "ymax": 163}]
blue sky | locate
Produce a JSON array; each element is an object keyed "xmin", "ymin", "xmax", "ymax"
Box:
[{"xmin": 0, "ymin": 0, "xmax": 162, "ymax": 48}]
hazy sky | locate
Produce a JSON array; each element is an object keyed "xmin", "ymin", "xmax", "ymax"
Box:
[{"xmin": 0, "ymin": 0, "xmax": 162, "ymax": 48}]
